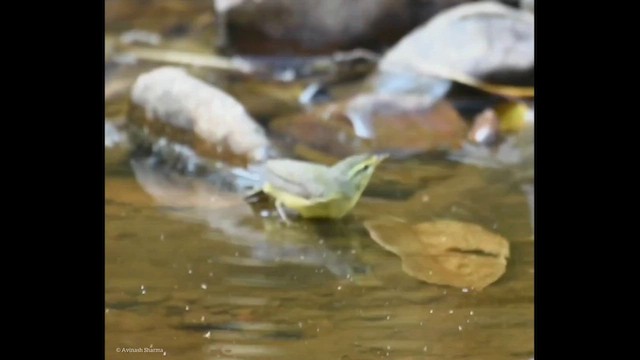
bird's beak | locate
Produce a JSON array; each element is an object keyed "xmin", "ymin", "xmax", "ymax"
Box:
[{"xmin": 374, "ymin": 153, "xmax": 389, "ymax": 164}]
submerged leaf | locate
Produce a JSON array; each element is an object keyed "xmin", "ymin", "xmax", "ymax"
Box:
[
  {"xmin": 270, "ymin": 98, "xmax": 467, "ymax": 160},
  {"xmin": 364, "ymin": 218, "xmax": 509, "ymax": 290}
]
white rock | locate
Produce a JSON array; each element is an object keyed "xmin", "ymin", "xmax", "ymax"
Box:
[{"xmin": 131, "ymin": 67, "xmax": 270, "ymax": 163}]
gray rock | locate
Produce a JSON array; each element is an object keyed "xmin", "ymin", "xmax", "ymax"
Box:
[{"xmin": 375, "ymin": 1, "xmax": 534, "ymax": 97}]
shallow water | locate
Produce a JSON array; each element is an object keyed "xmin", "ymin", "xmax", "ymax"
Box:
[{"xmin": 105, "ymin": 156, "xmax": 533, "ymax": 360}]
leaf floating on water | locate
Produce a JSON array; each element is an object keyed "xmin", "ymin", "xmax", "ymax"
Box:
[
  {"xmin": 375, "ymin": 1, "xmax": 534, "ymax": 99},
  {"xmin": 130, "ymin": 66, "xmax": 271, "ymax": 164},
  {"xmin": 364, "ymin": 218, "xmax": 510, "ymax": 290}
]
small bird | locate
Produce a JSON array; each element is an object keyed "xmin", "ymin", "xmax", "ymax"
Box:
[{"xmin": 254, "ymin": 153, "xmax": 387, "ymax": 220}]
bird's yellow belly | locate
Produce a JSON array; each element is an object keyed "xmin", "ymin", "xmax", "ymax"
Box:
[
  {"xmin": 295, "ymin": 198, "xmax": 352, "ymax": 219},
  {"xmin": 263, "ymin": 183, "xmax": 354, "ymax": 219}
]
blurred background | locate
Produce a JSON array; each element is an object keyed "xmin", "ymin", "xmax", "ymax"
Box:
[{"xmin": 105, "ymin": 1, "xmax": 534, "ymax": 359}]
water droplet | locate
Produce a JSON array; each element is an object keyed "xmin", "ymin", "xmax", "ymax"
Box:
[
  {"xmin": 163, "ymin": 352, "xmax": 167, "ymax": 356},
  {"xmin": 429, "ymin": 309, "xmax": 434, "ymax": 314},
  {"xmin": 387, "ymin": 345, "xmax": 391, "ymax": 350},
  {"xmin": 449, "ymin": 310, "xmax": 454, "ymax": 314},
  {"xmin": 188, "ymin": 269, "xmax": 192, "ymax": 275},
  {"xmin": 105, "ymin": 308, "xmax": 109, "ymax": 313},
  {"xmin": 260, "ymin": 210, "xmax": 270, "ymax": 217},
  {"xmin": 470, "ymin": 310, "xmax": 474, "ymax": 316},
  {"xmin": 185, "ymin": 305, "xmax": 190, "ymax": 311},
  {"xmin": 462, "ymin": 288, "xmax": 469, "ymax": 293},
  {"xmin": 316, "ymin": 327, "xmax": 320, "ymax": 333},
  {"xmin": 386, "ymin": 315, "xmax": 391, "ymax": 320},
  {"xmin": 141, "ymin": 290, "xmax": 146, "ymax": 295},
  {"xmin": 298, "ymin": 322, "xmax": 303, "ymax": 328},
  {"xmin": 458, "ymin": 325, "xmax": 463, "ymax": 331},
  {"xmin": 140, "ymin": 285, "xmax": 145, "ymax": 290},
  {"xmin": 350, "ymin": 249, "xmax": 357, "ymax": 254},
  {"xmin": 337, "ymin": 285, "xmax": 342, "ymax": 290},
  {"xmin": 203, "ymin": 331, "xmax": 211, "ymax": 338},
  {"xmin": 201, "ymin": 283, "xmax": 208, "ymax": 290},
  {"xmin": 200, "ymin": 316, "xmax": 205, "ymax": 322},
  {"xmin": 423, "ymin": 346, "xmax": 428, "ymax": 352}
]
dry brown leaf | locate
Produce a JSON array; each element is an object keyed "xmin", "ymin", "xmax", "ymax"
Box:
[{"xmin": 364, "ymin": 218, "xmax": 509, "ymax": 290}]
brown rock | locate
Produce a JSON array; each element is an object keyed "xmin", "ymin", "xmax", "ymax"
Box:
[{"xmin": 215, "ymin": 0, "xmax": 474, "ymax": 55}]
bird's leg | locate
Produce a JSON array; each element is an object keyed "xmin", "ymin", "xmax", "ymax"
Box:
[{"xmin": 275, "ymin": 200, "xmax": 292, "ymax": 224}]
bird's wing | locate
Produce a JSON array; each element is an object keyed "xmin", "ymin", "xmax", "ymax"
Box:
[{"xmin": 264, "ymin": 159, "xmax": 335, "ymax": 200}]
